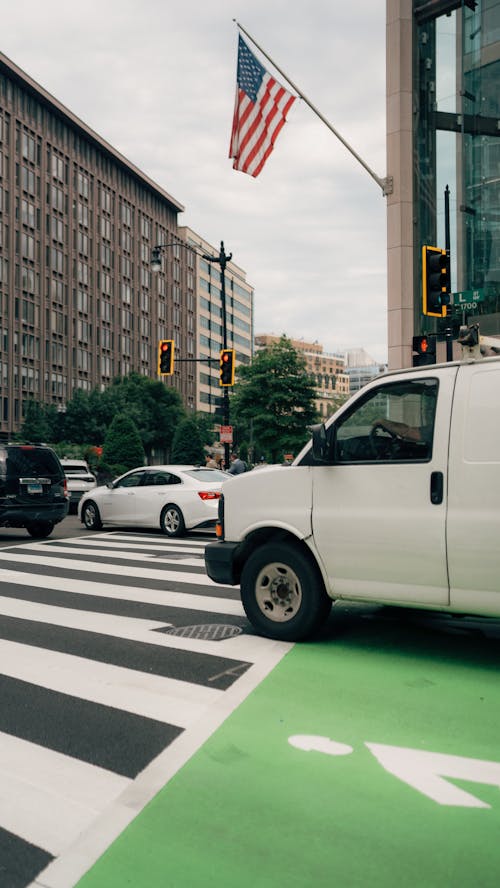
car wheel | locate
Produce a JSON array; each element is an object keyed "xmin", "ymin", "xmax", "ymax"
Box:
[
  {"xmin": 26, "ymin": 521, "xmax": 55, "ymax": 539},
  {"xmin": 82, "ymin": 500, "xmax": 103, "ymax": 530},
  {"xmin": 160, "ymin": 504, "xmax": 186, "ymax": 538},
  {"xmin": 240, "ymin": 542, "xmax": 332, "ymax": 641}
]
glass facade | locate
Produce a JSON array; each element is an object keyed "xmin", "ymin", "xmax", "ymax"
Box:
[{"xmin": 414, "ymin": 0, "xmax": 500, "ymax": 335}]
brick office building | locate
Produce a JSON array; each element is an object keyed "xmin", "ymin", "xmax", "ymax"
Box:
[{"xmin": 0, "ymin": 51, "xmax": 199, "ymax": 438}]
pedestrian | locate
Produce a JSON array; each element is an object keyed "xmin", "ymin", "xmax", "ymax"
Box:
[
  {"xmin": 228, "ymin": 452, "xmax": 246, "ymax": 475},
  {"xmin": 205, "ymin": 453, "xmax": 217, "ymax": 468}
]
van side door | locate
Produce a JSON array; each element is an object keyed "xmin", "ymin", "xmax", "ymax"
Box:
[
  {"xmin": 447, "ymin": 361, "xmax": 500, "ymax": 610},
  {"xmin": 310, "ymin": 369, "xmax": 457, "ymax": 605}
]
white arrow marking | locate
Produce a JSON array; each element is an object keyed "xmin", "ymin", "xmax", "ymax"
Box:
[
  {"xmin": 366, "ymin": 743, "xmax": 500, "ymax": 808},
  {"xmin": 287, "ymin": 734, "xmax": 500, "ymax": 808},
  {"xmin": 288, "ymin": 735, "xmax": 353, "ymax": 756}
]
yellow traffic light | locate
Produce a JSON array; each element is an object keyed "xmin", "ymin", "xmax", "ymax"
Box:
[
  {"xmin": 158, "ymin": 339, "xmax": 174, "ymax": 375},
  {"xmin": 219, "ymin": 348, "xmax": 235, "ymax": 386},
  {"xmin": 422, "ymin": 245, "xmax": 449, "ymax": 318}
]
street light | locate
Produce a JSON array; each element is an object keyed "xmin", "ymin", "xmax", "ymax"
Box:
[{"xmin": 151, "ymin": 240, "xmax": 233, "ymax": 467}]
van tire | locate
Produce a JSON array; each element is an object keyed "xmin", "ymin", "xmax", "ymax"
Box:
[
  {"xmin": 26, "ymin": 521, "xmax": 55, "ymax": 539},
  {"xmin": 240, "ymin": 542, "xmax": 332, "ymax": 641}
]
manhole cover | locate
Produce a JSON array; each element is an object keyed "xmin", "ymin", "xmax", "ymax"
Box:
[{"xmin": 159, "ymin": 623, "xmax": 243, "ymax": 641}]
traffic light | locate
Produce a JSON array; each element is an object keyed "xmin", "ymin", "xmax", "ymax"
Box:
[
  {"xmin": 412, "ymin": 334, "xmax": 436, "ymax": 367},
  {"xmin": 422, "ymin": 245, "xmax": 450, "ymax": 318},
  {"xmin": 158, "ymin": 339, "xmax": 174, "ymax": 375},
  {"xmin": 219, "ymin": 348, "xmax": 235, "ymax": 386}
]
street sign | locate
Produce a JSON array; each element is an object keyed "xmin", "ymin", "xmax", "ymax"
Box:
[
  {"xmin": 220, "ymin": 425, "xmax": 233, "ymax": 444},
  {"xmin": 453, "ymin": 288, "xmax": 485, "ymax": 306}
]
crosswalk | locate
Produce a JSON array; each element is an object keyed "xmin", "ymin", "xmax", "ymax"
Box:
[{"xmin": 0, "ymin": 531, "xmax": 291, "ymax": 888}]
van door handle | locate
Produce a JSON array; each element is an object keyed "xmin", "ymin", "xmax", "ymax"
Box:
[{"xmin": 430, "ymin": 471, "xmax": 443, "ymax": 505}]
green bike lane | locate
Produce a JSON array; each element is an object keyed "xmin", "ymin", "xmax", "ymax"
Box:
[{"xmin": 77, "ymin": 608, "xmax": 500, "ymax": 888}]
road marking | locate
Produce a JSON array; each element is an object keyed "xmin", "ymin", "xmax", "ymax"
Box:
[
  {"xmin": 366, "ymin": 742, "xmax": 500, "ymax": 808},
  {"xmin": 289, "ymin": 735, "xmax": 353, "ymax": 755},
  {"xmin": 288, "ymin": 734, "xmax": 500, "ymax": 808}
]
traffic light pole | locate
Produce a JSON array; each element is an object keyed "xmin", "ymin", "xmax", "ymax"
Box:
[{"xmin": 152, "ymin": 240, "xmax": 235, "ymax": 469}]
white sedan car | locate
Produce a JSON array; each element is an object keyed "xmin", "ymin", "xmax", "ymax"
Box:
[{"xmin": 78, "ymin": 465, "xmax": 230, "ymax": 537}]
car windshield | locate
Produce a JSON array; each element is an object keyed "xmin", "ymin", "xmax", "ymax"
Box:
[
  {"xmin": 184, "ymin": 469, "xmax": 229, "ymax": 483},
  {"xmin": 63, "ymin": 464, "xmax": 88, "ymax": 473}
]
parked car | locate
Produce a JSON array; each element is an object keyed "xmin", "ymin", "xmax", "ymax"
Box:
[
  {"xmin": 60, "ymin": 458, "xmax": 97, "ymax": 513},
  {"xmin": 78, "ymin": 465, "xmax": 230, "ymax": 537},
  {"xmin": 0, "ymin": 443, "xmax": 69, "ymax": 537}
]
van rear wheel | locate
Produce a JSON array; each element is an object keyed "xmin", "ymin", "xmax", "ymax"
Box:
[{"xmin": 240, "ymin": 542, "xmax": 331, "ymax": 641}]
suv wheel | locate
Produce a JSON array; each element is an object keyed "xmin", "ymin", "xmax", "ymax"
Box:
[{"xmin": 26, "ymin": 521, "xmax": 55, "ymax": 539}]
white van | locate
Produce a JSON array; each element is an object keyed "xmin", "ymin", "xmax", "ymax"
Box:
[{"xmin": 205, "ymin": 356, "xmax": 500, "ymax": 641}]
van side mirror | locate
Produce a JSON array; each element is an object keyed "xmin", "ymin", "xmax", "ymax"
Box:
[{"xmin": 310, "ymin": 423, "xmax": 329, "ymax": 463}]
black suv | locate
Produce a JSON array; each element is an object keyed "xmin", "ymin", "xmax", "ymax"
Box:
[{"xmin": 0, "ymin": 444, "xmax": 69, "ymax": 537}]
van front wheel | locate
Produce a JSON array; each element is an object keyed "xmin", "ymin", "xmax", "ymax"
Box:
[{"xmin": 240, "ymin": 542, "xmax": 331, "ymax": 641}]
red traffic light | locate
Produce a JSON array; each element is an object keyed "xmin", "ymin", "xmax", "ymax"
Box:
[
  {"xmin": 412, "ymin": 334, "xmax": 435, "ymax": 366},
  {"xmin": 158, "ymin": 339, "xmax": 174, "ymax": 375},
  {"xmin": 219, "ymin": 348, "xmax": 235, "ymax": 386}
]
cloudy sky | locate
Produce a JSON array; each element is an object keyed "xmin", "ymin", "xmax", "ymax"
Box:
[{"xmin": 2, "ymin": 0, "xmax": 388, "ymax": 362}]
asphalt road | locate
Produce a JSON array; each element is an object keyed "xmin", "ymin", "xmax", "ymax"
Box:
[{"xmin": 0, "ymin": 512, "xmax": 215, "ymax": 547}]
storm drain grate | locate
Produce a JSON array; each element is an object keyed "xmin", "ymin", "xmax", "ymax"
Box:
[{"xmin": 158, "ymin": 623, "xmax": 243, "ymax": 641}]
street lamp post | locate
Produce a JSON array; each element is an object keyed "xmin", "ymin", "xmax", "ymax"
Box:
[
  {"xmin": 151, "ymin": 239, "xmax": 233, "ymax": 468},
  {"xmin": 202, "ymin": 242, "xmax": 232, "ymax": 468}
]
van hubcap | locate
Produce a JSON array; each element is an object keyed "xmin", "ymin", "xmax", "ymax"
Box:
[{"xmin": 254, "ymin": 562, "xmax": 302, "ymax": 623}]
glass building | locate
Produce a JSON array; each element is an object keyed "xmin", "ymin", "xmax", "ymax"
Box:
[{"xmin": 387, "ymin": 0, "xmax": 499, "ymax": 367}]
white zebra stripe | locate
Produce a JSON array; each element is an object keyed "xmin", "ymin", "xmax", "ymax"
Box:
[{"xmin": 0, "ymin": 730, "xmax": 129, "ymax": 856}]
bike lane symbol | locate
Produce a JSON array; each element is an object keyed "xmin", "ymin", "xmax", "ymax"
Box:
[{"xmin": 289, "ymin": 734, "xmax": 500, "ymax": 808}]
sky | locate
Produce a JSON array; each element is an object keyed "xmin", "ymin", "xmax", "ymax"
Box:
[{"xmin": 1, "ymin": 0, "xmax": 388, "ymax": 362}]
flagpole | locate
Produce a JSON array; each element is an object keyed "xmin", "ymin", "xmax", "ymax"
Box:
[{"xmin": 233, "ymin": 19, "xmax": 393, "ymax": 196}]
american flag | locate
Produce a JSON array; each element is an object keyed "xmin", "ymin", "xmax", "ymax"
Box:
[{"xmin": 229, "ymin": 35, "xmax": 296, "ymax": 178}]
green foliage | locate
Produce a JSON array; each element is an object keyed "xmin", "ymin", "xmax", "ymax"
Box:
[
  {"xmin": 192, "ymin": 411, "xmax": 217, "ymax": 447},
  {"xmin": 101, "ymin": 374, "xmax": 185, "ymax": 459},
  {"xmin": 170, "ymin": 418, "xmax": 205, "ymax": 465},
  {"xmin": 232, "ymin": 336, "xmax": 319, "ymax": 462},
  {"xmin": 101, "ymin": 413, "xmax": 145, "ymax": 474},
  {"xmin": 21, "ymin": 373, "xmax": 187, "ymax": 460},
  {"xmin": 19, "ymin": 400, "xmax": 52, "ymax": 443}
]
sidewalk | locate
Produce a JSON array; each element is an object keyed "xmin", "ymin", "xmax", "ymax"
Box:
[{"xmin": 76, "ymin": 612, "xmax": 500, "ymax": 888}]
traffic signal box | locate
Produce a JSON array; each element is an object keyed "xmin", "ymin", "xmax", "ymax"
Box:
[
  {"xmin": 219, "ymin": 348, "xmax": 235, "ymax": 386},
  {"xmin": 412, "ymin": 334, "xmax": 436, "ymax": 367},
  {"xmin": 158, "ymin": 339, "xmax": 174, "ymax": 375},
  {"xmin": 422, "ymin": 245, "xmax": 450, "ymax": 318}
]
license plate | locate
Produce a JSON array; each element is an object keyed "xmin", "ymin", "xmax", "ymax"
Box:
[{"xmin": 27, "ymin": 483, "xmax": 43, "ymax": 494}]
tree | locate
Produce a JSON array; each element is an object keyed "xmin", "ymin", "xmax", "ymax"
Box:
[
  {"xmin": 101, "ymin": 413, "xmax": 145, "ymax": 477},
  {"xmin": 170, "ymin": 417, "xmax": 205, "ymax": 465},
  {"xmin": 99, "ymin": 374, "xmax": 185, "ymax": 460},
  {"xmin": 19, "ymin": 400, "xmax": 52, "ymax": 443},
  {"xmin": 232, "ymin": 336, "xmax": 318, "ymax": 462},
  {"xmin": 62, "ymin": 390, "xmax": 97, "ymax": 444}
]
